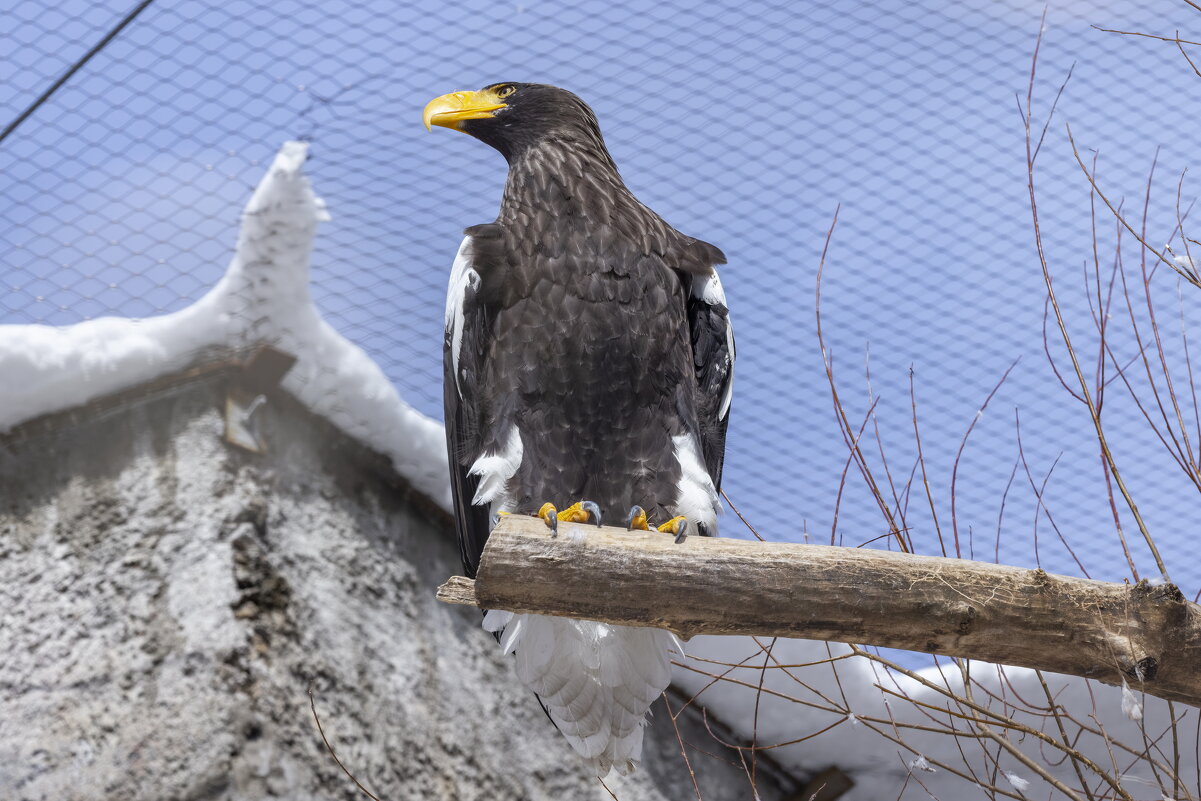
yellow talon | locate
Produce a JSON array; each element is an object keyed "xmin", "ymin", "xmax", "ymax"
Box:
[
  {"xmin": 625, "ymin": 505, "xmax": 649, "ymax": 531},
  {"xmin": 535, "ymin": 500, "xmax": 602, "ymax": 535},
  {"xmin": 557, "ymin": 501, "xmax": 601, "ymax": 525},
  {"xmin": 657, "ymin": 516, "xmax": 686, "ymax": 534},
  {"xmin": 538, "ymin": 502, "xmax": 559, "ymax": 531},
  {"xmin": 657, "ymin": 516, "xmax": 689, "ymax": 544}
]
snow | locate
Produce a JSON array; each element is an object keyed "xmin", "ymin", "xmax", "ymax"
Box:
[
  {"xmin": 673, "ymin": 634, "xmax": 1197, "ymax": 800},
  {"xmin": 1122, "ymin": 677, "xmax": 1144, "ymax": 721},
  {"xmin": 1002, "ymin": 771, "xmax": 1030, "ymax": 792},
  {"xmin": 0, "ymin": 141, "xmax": 450, "ymax": 512}
]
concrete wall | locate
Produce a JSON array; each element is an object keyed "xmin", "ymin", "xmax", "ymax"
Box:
[{"xmin": 0, "ymin": 374, "xmax": 791, "ymax": 800}]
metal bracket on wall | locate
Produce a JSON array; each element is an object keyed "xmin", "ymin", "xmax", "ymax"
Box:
[{"xmin": 224, "ymin": 345, "xmax": 298, "ymax": 454}]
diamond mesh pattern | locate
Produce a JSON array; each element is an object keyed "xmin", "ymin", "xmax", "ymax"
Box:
[{"xmin": 4, "ymin": 0, "xmax": 1200, "ymax": 598}]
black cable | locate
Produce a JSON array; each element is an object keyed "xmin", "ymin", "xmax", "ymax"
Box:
[{"xmin": 0, "ymin": 0, "xmax": 157, "ymax": 148}]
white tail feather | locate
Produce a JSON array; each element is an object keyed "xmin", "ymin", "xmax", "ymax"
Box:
[{"xmin": 490, "ymin": 612, "xmax": 675, "ymax": 776}]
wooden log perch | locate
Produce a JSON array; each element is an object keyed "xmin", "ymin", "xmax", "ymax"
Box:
[{"xmin": 437, "ymin": 515, "xmax": 1201, "ymax": 707}]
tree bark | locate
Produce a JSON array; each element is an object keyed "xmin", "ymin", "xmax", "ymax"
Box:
[{"xmin": 437, "ymin": 516, "xmax": 1201, "ymax": 707}]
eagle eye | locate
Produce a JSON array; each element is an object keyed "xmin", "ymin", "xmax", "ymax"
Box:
[{"xmin": 496, "ymin": 85, "xmax": 516, "ymax": 99}]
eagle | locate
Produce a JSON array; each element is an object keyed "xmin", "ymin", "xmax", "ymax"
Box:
[{"xmin": 423, "ymin": 82, "xmax": 734, "ymax": 776}]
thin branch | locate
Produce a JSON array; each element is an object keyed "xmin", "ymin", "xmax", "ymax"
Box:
[
  {"xmin": 815, "ymin": 205, "xmax": 909, "ymax": 551},
  {"xmin": 950, "ymin": 360, "xmax": 1019, "ymax": 558},
  {"xmin": 1091, "ymin": 26, "xmax": 1201, "ymax": 47},
  {"xmin": 1027, "ymin": 52, "xmax": 1171, "ymax": 576},
  {"xmin": 308, "ymin": 686, "xmax": 386, "ymax": 801},
  {"xmin": 661, "ymin": 692, "xmax": 704, "ymax": 800}
]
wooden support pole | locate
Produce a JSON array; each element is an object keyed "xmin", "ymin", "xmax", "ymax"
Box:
[{"xmin": 437, "ymin": 515, "xmax": 1201, "ymax": 707}]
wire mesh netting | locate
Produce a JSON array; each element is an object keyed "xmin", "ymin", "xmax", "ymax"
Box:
[{"xmin": 5, "ymin": 0, "xmax": 1201, "ymax": 601}]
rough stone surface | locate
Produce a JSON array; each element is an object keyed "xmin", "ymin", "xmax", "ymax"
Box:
[{"xmin": 0, "ymin": 376, "xmax": 790, "ymax": 801}]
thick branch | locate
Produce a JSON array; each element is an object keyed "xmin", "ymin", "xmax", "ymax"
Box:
[{"xmin": 437, "ymin": 516, "xmax": 1201, "ymax": 707}]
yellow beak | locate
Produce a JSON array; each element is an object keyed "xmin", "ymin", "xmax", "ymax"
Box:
[{"xmin": 423, "ymin": 89, "xmax": 507, "ymax": 131}]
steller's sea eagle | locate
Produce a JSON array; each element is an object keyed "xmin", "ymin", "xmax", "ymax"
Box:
[{"xmin": 423, "ymin": 82, "xmax": 734, "ymax": 777}]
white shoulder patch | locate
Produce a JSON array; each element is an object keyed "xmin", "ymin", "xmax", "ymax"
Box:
[
  {"xmin": 446, "ymin": 236, "xmax": 481, "ymax": 397},
  {"xmin": 692, "ymin": 270, "xmax": 728, "ymax": 307}
]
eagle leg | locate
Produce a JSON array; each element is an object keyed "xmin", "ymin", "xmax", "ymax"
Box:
[
  {"xmin": 538, "ymin": 501, "xmax": 603, "ymax": 537},
  {"xmin": 657, "ymin": 516, "xmax": 689, "ymax": 544}
]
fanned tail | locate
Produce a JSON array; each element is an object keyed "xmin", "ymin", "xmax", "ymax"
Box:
[{"xmin": 484, "ymin": 610, "xmax": 680, "ymax": 776}]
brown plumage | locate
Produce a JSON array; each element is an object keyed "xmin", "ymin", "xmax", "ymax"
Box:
[{"xmin": 428, "ymin": 82, "xmax": 734, "ymax": 775}]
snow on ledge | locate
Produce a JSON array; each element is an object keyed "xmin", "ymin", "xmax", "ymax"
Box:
[{"xmin": 0, "ymin": 141, "xmax": 450, "ymax": 512}]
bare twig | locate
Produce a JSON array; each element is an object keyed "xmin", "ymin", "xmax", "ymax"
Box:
[
  {"xmin": 1024, "ymin": 26, "xmax": 1172, "ymax": 578},
  {"xmin": 308, "ymin": 685, "xmax": 386, "ymax": 801}
]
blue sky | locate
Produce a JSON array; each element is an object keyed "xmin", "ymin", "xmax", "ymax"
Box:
[{"xmin": 4, "ymin": 0, "xmax": 1201, "ymax": 600}]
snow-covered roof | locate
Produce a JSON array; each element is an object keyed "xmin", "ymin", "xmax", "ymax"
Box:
[{"xmin": 0, "ymin": 142, "xmax": 450, "ymax": 512}]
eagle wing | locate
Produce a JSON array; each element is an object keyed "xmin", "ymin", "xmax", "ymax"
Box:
[{"xmin": 685, "ymin": 267, "xmax": 735, "ymax": 493}]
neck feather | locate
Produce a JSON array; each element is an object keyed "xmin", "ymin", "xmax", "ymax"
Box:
[{"xmin": 499, "ymin": 137, "xmax": 634, "ymax": 225}]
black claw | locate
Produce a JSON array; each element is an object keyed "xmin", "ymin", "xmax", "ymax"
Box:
[
  {"xmin": 580, "ymin": 500, "xmax": 602, "ymax": 527},
  {"xmin": 624, "ymin": 505, "xmax": 645, "ymax": 531},
  {"xmin": 491, "ymin": 513, "xmax": 501, "ymax": 530},
  {"xmin": 696, "ymin": 522, "xmax": 711, "ymax": 538},
  {"xmin": 673, "ymin": 519, "xmax": 688, "ymax": 544},
  {"xmin": 548, "ymin": 515, "xmax": 558, "ymax": 537}
]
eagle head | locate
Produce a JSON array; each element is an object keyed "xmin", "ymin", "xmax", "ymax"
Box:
[{"xmin": 423, "ymin": 83, "xmax": 604, "ymax": 161}]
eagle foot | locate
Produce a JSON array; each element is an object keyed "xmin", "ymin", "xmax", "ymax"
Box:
[
  {"xmin": 658, "ymin": 516, "xmax": 689, "ymax": 544},
  {"xmin": 538, "ymin": 501, "xmax": 602, "ymax": 536},
  {"xmin": 625, "ymin": 506, "xmax": 689, "ymax": 543},
  {"xmin": 624, "ymin": 505, "xmax": 649, "ymax": 531}
]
